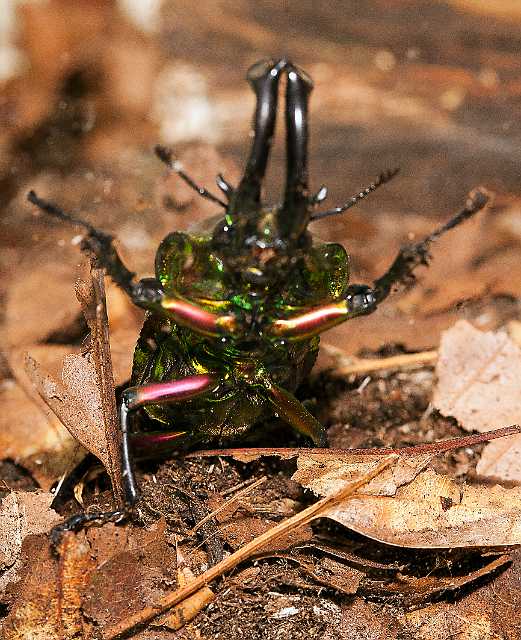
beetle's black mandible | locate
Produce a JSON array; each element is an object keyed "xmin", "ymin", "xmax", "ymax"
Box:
[{"xmin": 229, "ymin": 59, "xmax": 314, "ymax": 240}]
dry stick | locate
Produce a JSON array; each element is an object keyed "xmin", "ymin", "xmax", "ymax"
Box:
[
  {"xmin": 104, "ymin": 455, "xmax": 398, "ymax": 639},
  {"xmin": 321, "ymin": 343, "xmax": 438, "ymax": 376},
  {"xmin": 221, "ymin": 475, "xmax": 264, "ymax": 497},
  {"xmin": 189, "ymin": 476, "xmax": 267, "ymax": 535},
  {"xmin": 187, "ymin": 425, "xmax": 521, "ymax": 460}
]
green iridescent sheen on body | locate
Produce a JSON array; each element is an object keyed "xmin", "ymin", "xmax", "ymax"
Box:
[{"xmin": 131, "ymin": 217, "xmax": 349, "ymax": 442}]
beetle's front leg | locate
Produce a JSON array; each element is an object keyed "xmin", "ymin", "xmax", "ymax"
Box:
[
  {"xmin": 51, "ymin": 374, "xmax": 217, "ymax": 545},
  {"xmin": 268, "ymin": 188, "xmax": 490, "ymax": 341}
]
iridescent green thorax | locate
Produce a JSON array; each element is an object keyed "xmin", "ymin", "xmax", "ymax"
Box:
[{"xmin": 155, "ymin": 219, "xmax": 349, "ymax": 327}]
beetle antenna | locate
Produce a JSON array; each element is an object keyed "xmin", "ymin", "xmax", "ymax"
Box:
[
  {"xmin": 154, "ymin": 145, "xmax": 227, "ymax": 208},
  {"xmin": 310, "ymin": 168, "xmax": 400, "ymax": 222}
]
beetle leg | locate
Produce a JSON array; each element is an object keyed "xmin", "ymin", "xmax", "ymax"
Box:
[
  {"xmin": 372, "ymin": 187, "xmax": 489, "ymax": 304},
  {"xmin": 260, "ymin": 379, "xmax": 327, "ymax": 446},
  {"xmin": 269, "ymin": 188, "xmax": 490, "ymax": 340},
  {"xmin": 50, "ymin": 375, "xmax": 217, "ymax": 546},
  {"xmin": 28, "ymin": 190, "xmax": 140, "ymax": 297},
  {"xmin": 27, "ymin": 191, "xmax": 241, "ymax": 336}
]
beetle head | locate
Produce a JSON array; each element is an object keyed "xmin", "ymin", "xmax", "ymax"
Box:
[{"xmin": 212, "ymin": 59, "xmax": 315, "ymax": 291}]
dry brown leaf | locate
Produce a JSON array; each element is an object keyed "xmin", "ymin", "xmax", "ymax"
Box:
[
  {"xmin": 323, "ymin": 467, "xmax": 521, "ymax": 548},
  {"xmin": 23, "ymin": 266, "xmax": 125, "ymax": 506},
  {"xmin": 193, "ymin": 429, "xmax": 521, "ymax": 549},
  {"xmin": 75, "ymin": 267, "xmax": 124, "ymax": 506},
  {"xmin": 0, "ymin": 377, "xmax": 83, "ymax": 490},
  {"xmin": 83, "ymin": 520, "xmax": 178, "ymax": 632},
  {"xmin": 1, "ymin": 532, "xmax": 94, "ymax": 639},
  {"xmin": 24, "ymin": 354, "xmax": 109, "ymax": 469},
  {"xmin": 434, "ymin": 320, "xmax": 521, "ymax": 482},
  {"xmin": 0, "ymin": 491, "xmax": 61, "ymax": 593},
  {"xmin": 434, "ymin": 320, "xmax": 521, "ymax": 433}
]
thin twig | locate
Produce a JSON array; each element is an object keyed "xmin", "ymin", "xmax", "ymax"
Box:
[
  {"xmin": 189, "ymin": 476, "xmax": 267, "ymax": 535},
  {"xmin": 104, "ymin": 455, "xmax": 397, "ymax": 639},
  {"xmin": 221, "ymin": 475, "xmax": 263, "ymax": 497},
  {"xmin": 321, "ymin": 343, "xmax": 438, "ymax": 376},
  {"xmin": 187, "ymin": 425, "xmax": 521, "ymax": 460}
]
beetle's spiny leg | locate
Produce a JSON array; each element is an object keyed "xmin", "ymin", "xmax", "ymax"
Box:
[
  {"xmin": 28, "ymin": 190, "xmax": 138, "ymax": 295},
  {"xmin": 119, "ymin": 374, "xmax": 218, "ymax": 506},
  {"xmin": 28, "ymin": 189, "xmax": 97, "ymax": 234},
  {"xmin": 310, "ymin": 167, "xmax": 400, "ymax": 222},
  {"xmin": 155, "ymin": 145, "xmax": 227, "ymax": 208},
  {"xmin": 50, "ymin": 509, "xmax": 130, "ymax": 551},
  {"xmin": 161, "ymin": 296, "xmax": 238, "ymax": 337},
  {"xmin": 267, "ymin": 287, "xmax": 377, "ymax": 341},
  {"xmin": 372, "ymin": 187, "xmax": 490, "ymax": 304}
]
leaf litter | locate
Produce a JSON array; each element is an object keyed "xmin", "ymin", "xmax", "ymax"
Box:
[{"xmin": 3, "ymin": 257, "xmax": 521, "ymax": 637}]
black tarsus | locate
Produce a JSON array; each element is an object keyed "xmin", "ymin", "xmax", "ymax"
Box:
[
  {"xmin": 339, "ymin": 188, "xmax": 490, "ymax": 318},
  {"xmin": 27, "ymin": 191, "xmax": 163, "ymax": 308},
  {"xmin": 279, "ymin": 62, "xmax": 314, "ymax": 239},
  {"xmin": 154, "ymin": 145, "xmax": 227, "ymax": 208},
  {"xmin": 230, "ymin": 58, "xmax": 286, "ymax": 214},
  {"xmin": 310, "ymin": 167, "xmax": 400, "ymax": 222},
  {"xmin": 372, "ymin": 188, "xmax": 490, "ymax": 304}
]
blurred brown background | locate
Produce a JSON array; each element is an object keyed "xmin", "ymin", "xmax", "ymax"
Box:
[{"xmin": 2, "ymin": 0, "xmax": 521, "ymax": 363}]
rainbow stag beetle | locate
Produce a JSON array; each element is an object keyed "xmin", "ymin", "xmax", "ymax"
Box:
[{"xmin": 28, "ymin": 58, "xmax": 489, "ymax": 523}]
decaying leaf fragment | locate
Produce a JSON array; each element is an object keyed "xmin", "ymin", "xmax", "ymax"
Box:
[
  {"xmin": 2, "ymin": 531, "xmax": 94, "ymax": 640},
  {"xmin": 24, "ymin": 264, "xmax": 125, "ymax": 506},
  {"xmin": 0, "ymin": 491, "xmax": 61, "ymax": 593},
  {"xmin": 323, "ymin": 467, "xmax": 521, "ymax": 548},
  {"xmin": 434, "ymin": 320, "xmax": 521, "ymax": 482}
]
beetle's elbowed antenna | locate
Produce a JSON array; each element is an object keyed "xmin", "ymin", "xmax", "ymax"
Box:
[
  {"xmin": 154, "ymin": 145, "xmax": 227, "ymax": 208},
  {"xmin": 278, "ymin": 63, "xmax": 314, "ymax": 240},
  {"xmin": 310, "ymin": 167, "xmax": 400, "ymax": 222},
  {"xmin": 228, "ymin": 58, "xmax": 286, "ymax": 217}
]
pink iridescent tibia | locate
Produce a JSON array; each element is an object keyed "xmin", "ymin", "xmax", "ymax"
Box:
[
  {"xmin": 130, "ymin": 374, "xmax": 217, "ymax": 409},
  {"xmin": 269, "ymin": 301, "xmax": 348, "ymax": 339},
  {"xmin": 161, "ymin": 297, "xmax": 236, "ymax": 336}
]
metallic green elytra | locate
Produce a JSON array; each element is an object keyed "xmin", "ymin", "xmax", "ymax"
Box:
[{"xmin": 28, "ymin": 58, "xmax": 489, "ymax": 516}]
